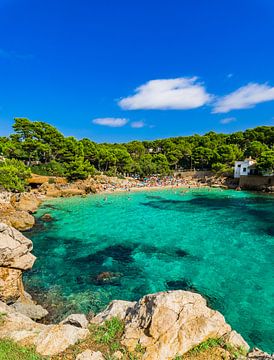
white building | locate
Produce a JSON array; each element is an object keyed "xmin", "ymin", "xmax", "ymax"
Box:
[{"xmin": 234, "ymin": 158, "xmax": 257, "ymax": 178}]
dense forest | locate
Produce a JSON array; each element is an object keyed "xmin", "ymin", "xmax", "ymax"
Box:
[{"xmin": 0, "ymin": 118, "xmax": 274, "ymax": 191}]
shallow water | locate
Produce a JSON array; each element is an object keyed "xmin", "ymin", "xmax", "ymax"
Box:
[{"xmin": 24, "ymin": 188, "xmax": 274, "ymax": 352}]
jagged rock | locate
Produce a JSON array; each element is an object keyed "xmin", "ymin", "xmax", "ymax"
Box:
[
  {"xmin": 0, "ymin": 222, "xmax": 36, "ymax": 270},
  {"xmin": 76, "ymin": 350, "xmax": 105, "ymax": 360},
  {"xmin": 247, "ymin": 348, "xmax": 274, "ymax": 359},
  {"xmin": 0, "ymin": 207, "xmax": 35, "ymax": 231},
  {"xmin": 60, "ymin": 313, "xmax": 88, "ymax": 328},
  {"xmin": 11, "ymin": 296, "xmax": 48, "ymax": 320},
  {"xmin": 121, "ymin": 290, "xmax": 232, "ymax": 360},
  {"xmin": 91, "ymin": 300, "xmax": 136, "ymax": 324},
  {"xmin": 223, "ymin": 330, "xmax": 250, "ymax": 352},
  {"xmin": 10, "ymin": 193, "xmax": 42, "ymax": 213},
  {"xmin": 0, "ymin": 300, "xmax": 46, "ymax": 343},
  {"xmin": 0, "ymin": 268, "xmax": 23, "ymax": 303}
]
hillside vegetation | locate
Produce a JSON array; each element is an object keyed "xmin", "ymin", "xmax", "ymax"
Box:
[{"xmin": 0, "ymin": 118, "xmax": 273, "ymax": 191}]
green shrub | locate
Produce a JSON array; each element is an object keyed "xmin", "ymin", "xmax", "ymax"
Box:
[
  {"xmin": 31, "ymin": 160, "xmax": 66, "ymax": 177},
  {"xmin": 65, "ymin": 158, "xmax": 95, "ymax": 181},
  {"xmin": 94, "ymin": 317, "xmax": 124, "ymax": 345},
  {"xmin": 0, "ymin": 339, "xmax": 45, "ymax": 360},
  {"xmin": 0, "ymin": 159, "xmax": 31, "ymax": 192}
]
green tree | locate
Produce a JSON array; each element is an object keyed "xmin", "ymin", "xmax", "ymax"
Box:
[
  {"xmin": 257, "ymin": 150, "xmax": 274, "ymax": 174},
  {"xmin": 0, "ymin": 159, "xmax": 31, "ymax": 192}
]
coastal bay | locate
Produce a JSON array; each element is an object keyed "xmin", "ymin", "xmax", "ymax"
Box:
[{"xmin": 24, "ymin": 188, "xmax": 274, "ymax": 353}]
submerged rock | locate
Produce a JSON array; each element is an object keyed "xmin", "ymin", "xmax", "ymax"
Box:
[{"xmin": 40, "ymin": 213, "xmax": 53, "ymax": 222}]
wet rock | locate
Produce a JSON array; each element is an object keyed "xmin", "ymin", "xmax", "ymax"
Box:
[
  {"xmin": 76, "ymin": 350, "xmax": 105, "ymax": 360},
  {"xmin": 60, "ymin": 313, "xmax": 89, "ymax": 328},
  {"xmin": 91, "ymin": 300, "xmax": 136, "ymax": 324},
  {"xmin": 40, "ymin": 213, "xmax": 53, "ymax": 222},
  {"xmin": 95, "ymin": 271, "xmax": 121, "ymax": 285},
  {"xmin": 121, "ymin": 290, "xmax": 232, "ymax": 360}
]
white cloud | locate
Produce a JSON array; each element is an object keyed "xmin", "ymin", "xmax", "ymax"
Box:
[
  {"xmin": 213, "ymin": 83, "xmax": 274, "ymax": 113},
  {"xmin": 92, "ymin": 117, "xmax": 128, "ymax": 127},
  {"xmin": 118, "ymin": 77, "xmax": 212, "ymax": 110},
  {"xmin": 130, "ymin": 121, "xmax": 146, "ymax": 128},
  {"xmin": 220, "ymin": 117, "xmax": 236, "ymax": 124}
]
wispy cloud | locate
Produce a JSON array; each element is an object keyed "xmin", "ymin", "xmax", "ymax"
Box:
[
  {"xmin": 213, "ymin": 83, "xmax": 274, "ymax": 113},
  {"xmin": 118, "ymin": 77, "xmax": 212, "ymax": 110},
  {"xmin": 130, "ymin": 121, "xmax": 146, "ymax": 128},
  {"xmin": 220, "ymin": 117, "xmax": 237, "ymax": 124},
  {"xmin": 92, "ymin": 117, "xmax": 128, "ymax": 127},
  {"xmin": 0, "ymin": 48, "xmax": 33, "ymax": 60}
]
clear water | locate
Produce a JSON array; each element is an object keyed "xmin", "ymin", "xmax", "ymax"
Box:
[{"xmin": 24, "ymin": 189, "xmax": 274, "ymax": 352}]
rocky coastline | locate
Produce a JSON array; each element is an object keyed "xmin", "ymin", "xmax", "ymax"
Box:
[{"xmin": 0, "ymin": 175, "xmax": 273, "ymax": 359}]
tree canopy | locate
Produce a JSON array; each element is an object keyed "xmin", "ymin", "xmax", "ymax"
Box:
[{"xmin": 0, "ymin": 118, "xmax": 273, "ymax": 191}]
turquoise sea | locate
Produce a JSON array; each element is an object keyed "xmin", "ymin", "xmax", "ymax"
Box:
[{"xmin": 24, "ymin": 188, "xmax": 274, "ymax": 352}]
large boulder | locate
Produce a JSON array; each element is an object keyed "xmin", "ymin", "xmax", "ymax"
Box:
[
  {"xmin": 11, "ymin": 295, "xmax": 48, "ymax": 320},
  {"xmin": 10, "ymin": 193, "xmax": 42, "ymax": 213},
  {"xmin": 0, "ymin": 223, "xmax": 36, "ymax": 303},
  {"xmin": 0, "ymin": 204, "xmax": 35, "ymax": 231},
  {"xmin": 0, "ymin": 222, "xmax": 36, "ymax": 270},
  {"xmin": 121, "ymin": 291, "xmax": 233, "ymax": 360}
]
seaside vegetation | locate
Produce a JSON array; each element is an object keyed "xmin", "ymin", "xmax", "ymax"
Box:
[{"xmin": 0, "ymin": 118, "xmax": 273, "ymax": 191}]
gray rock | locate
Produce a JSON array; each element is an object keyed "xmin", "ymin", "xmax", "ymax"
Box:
[
  {"xmin": 91, "ymin": 300, "xmax": 136, "ymax": 324},
  {"xmin": 11, "ymin": 297, "xmax": 48, "ymax": 320},
  {"xmin": 60, "ymin": 313, "xmax": 88, "ymax": 328}
]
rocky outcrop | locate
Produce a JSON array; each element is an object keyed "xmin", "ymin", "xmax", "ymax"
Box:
[
  {"xmin": 0, "ymin": 222, "xmax": 35, "ymax": 270},
  {"xmin": 94, "ymin": 291, "xmax": 249, "ymax": 360},
  {"xmin": 10, "ymin": 193, "xmax": 42, "ymax": 213},
  {"xmin": 0, "ymin": 301, "xmax": 89, "ymax": 356},
  {"xmin": 11, "ymin": 293, "xmax": 49, "ymax": 320},
  {"xmin": 0, "ymin": 223, "xmax": 36, "ymax": 303},
  {"xmin": 0, "ymin": 203, "xmax": 35, "ymax": 231}
]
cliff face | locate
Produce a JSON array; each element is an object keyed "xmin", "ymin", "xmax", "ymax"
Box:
[{"xmin": 0, "ymin": 222, "xmax": 36, "ymax": 303}]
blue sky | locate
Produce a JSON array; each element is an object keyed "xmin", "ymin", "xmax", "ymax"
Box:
[{"xmin": 0, "ymin": 0, "xmax": 274, "ymax": 142}]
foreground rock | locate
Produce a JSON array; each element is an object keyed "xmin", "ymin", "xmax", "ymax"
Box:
[
  {"xmin": 0, "ymin": 223, "xmax": 36, "ymax": 303},
  {"xmin": 0, "ymin": 301, "xmax": 89, "ymax": 356},
  {"xmin": 61, "ymin": 313, "xmax": 89, "ymax": 328},
  {"xmin": 94, "ymin": 291, "xmax": 249, "ymax": 360},
  {"xmin": 11, "ymin": 293, "xmax": 48, "ymax": 320}
]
